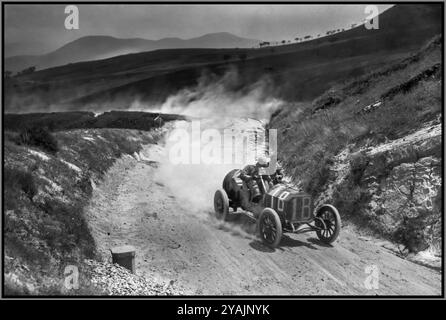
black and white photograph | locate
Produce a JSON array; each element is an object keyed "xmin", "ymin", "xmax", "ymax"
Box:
[{"xmin": 1, "ymin": 1, "xmax": 444, "ymax": 300}]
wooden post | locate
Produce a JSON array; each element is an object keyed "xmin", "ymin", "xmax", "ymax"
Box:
[{"xmin": 110, "ymin": 245, "xmax": 136, "ymax": 274}]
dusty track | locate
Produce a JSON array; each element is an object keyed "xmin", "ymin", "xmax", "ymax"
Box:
[{"xmin": 85, "ymin": 144, "xmax": 441, "ymax": 295}]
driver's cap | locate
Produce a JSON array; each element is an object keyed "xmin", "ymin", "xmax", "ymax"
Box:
[{"xmin": 256, "ymin": 156, "xmax": 270, "ymax": 166}]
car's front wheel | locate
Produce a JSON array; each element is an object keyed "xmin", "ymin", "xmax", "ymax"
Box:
[
  {"xmin": 315, "ymin": 205, "xmax": 341, "ymax": 244},
  {"xmin": 258, "ymin": 208, "xmax": 282, "ymax": 248}
]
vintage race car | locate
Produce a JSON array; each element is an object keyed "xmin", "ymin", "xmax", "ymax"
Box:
[{"xmin": 213, "ymin": 169, "xmax": 341, "ymax": 248}]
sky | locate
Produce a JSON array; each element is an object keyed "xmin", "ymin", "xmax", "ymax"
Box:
[{"xmin": 5, "ymin": 4, "xmax": 393, "ymax": 56}]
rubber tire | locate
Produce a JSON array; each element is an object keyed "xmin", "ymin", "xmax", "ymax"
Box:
[
  {"xmin": 315, "ymin": 204, "xmax": 341, "ymax": 244},
  {"xmin": 214, "ymin": 189, "xmax": 229, "ymax": 221},
  {"xmin": 258, "ymin": 208, "xmax": 283, "ymax": 248}
]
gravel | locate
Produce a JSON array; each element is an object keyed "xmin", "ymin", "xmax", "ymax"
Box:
[{"xmin": 84, "ymin": 259, "xmax": 182, "ymax": 296}]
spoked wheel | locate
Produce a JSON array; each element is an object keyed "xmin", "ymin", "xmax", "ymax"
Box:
[
  {"xmin": 315, "ymin": 205, "xmax": 341, "ymax": 244},
  {"xmin": 214, "ymin": 189, "xmax": 229, "ymax": 221},
  {"xmin": 258, "ymin": 208, "xmax": 282, "ymax": 248}
]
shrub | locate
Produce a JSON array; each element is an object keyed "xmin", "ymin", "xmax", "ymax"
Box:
[
  {"xmin": 19, "ymin": 126, "xmax": 59, "ymax": 153},
  {"xmin": 349, "ymin": 152, "xmax": 369, "ymax": 185},
  {"xmin": 77, "ymin": 173, "xmax": 93, "ymax": 196},
  {"xmin": 312, "ymin": 90, "xmax": 345, "ymax": 113},
  {"xmin": 303, "ymin": 154, "xmax": 334, "ymax": 196},
  {"xmin": 3, "ymin": 168, "xmax": 37, "ymax": 201},
  {"xmin": 393, "ymin": 214, "xmax": 430, "ymax": 253},
  {"xmin": 38, "ymin": 199, "xmax": 96, "ymax": 257},
  {"xmin": 113, "ymin": 135, "xmax": 142, "ymax": 155},
  {"xmin": 17, "ymin": 66, "xmax": 36, "ymax": 76},
  {"xmin": 78, "ymin": 147, "xmax": 113, "ymax": 175},
  {"xmin": 333, "ymin": 183, "xmax": 368, "ymax": 217}
]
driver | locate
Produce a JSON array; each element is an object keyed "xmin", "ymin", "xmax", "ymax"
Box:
[
  {"xmin": 260, "ymin": 162, "xmax": 284, "ymax": 189},
  {"xmin": 239, "ymin": 156, "xmax": 270, "ymax": 203},
  {"xmin": 271, "ymin": 163, "xmax": 284, "ymax": 185}
]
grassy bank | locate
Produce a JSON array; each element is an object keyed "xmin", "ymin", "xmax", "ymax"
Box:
[
  {"xmin": 269, "ymin": 35, "xmax": 442, "ymax": 253},
  {"xmin": 3, "ymin": 126, "xmax": 164, "ymax": 295}
]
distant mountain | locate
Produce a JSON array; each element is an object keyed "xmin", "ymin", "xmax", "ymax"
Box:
[{"xmin": 5, "ymin": 32, "xmax": 260, "ymax": 73}]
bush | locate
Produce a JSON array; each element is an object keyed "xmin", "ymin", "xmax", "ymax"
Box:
[
  {"xmin": 78, "ymin": 147, "xmax": 113, "ymax": 175},
  {"xmin": 38, "ymin": 199, "xmax": 96, "ymax": 257},
  {"xmin": 19, "ymin": 127, "xmax": 59, "ymax": 153},
  {"xmin": 312, "ymin": 90, "xmax": 345, "ymax": 113},
  {"xmin": 333, "ymin": 184, "xmax": 367, "ymax": 217},
  {"xmin": 303, "ymin": 154, "xmax": 334, "ymax": 196},
  {"xmin": 394, "ymin": 214, "xmax": 430, "ymax": 253},
  {"xmin": 77, "ymin": 173, "xmax": 93, "ymax": 196},
  {"xmin": 3, "ymin": 168, "xmax": 37, "ymax": 201},
  {"xmin": 349, "ymin": 152, "xmax": 369, "ymax": 185},
  {"xmin": 108, "ymin": 133, "xmax": 142, "ymax": 156},
  {"xmin": 17, "ymin": 66, "xmax": 36, "ymax": 76}
]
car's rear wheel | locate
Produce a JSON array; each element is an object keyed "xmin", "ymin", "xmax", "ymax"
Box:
[
  {"xmin": 214, "ymin": 189, "xmax": 229, "ymax": 221},
  {"xmin": 315, "ymin": 205, "xmax": 341, "ymax": 244},
  {"xmin": 258, "ymin": 208, "xmax": 282, "ymax": 248}
]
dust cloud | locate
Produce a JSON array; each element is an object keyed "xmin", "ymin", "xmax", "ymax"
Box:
[
  {"xmin": 150, "ymin": 68, "xmax": 284, "ymax": 217},
  {"xmin": 131, "ymin": 67, "xmax": 282, "ymax": 121}
]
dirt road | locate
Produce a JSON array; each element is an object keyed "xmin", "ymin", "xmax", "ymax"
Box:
[{"xmin": 84, "ymin": 142, "xmax": 441, "ymax": 296}]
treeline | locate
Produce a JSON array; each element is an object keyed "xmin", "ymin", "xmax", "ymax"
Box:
[{"xmin": 259, "ymin": 23, "xmax": 359, "ymax": 48}]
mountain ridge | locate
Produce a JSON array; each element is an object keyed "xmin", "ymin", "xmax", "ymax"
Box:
[{"xmin": 5, "ymin": 32, "xmax": 260, "ymax": 72}]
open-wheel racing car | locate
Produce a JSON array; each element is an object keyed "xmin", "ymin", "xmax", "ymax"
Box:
[{"xmin": 213, "ymin": 169, "xmax": 341, "ymax": 248}]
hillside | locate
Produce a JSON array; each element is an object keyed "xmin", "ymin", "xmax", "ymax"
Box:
[
  {"xmin": 5, "ymin": 32, "xmax": 260, "ymax": 73},
  {"xmin": 269, "ymin": 34, "xmax": 442, "ymax": 262},
  {"xmin": 4, "ymin": 4, "xmax": 442, "ymax": 113},
  {"xmin": 3, "ymin": 125, "xmax": 179, "ymax": 294},
  {"xmin": 3, "ymin": 111, "xmax": 187, "ymax": 132}
]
